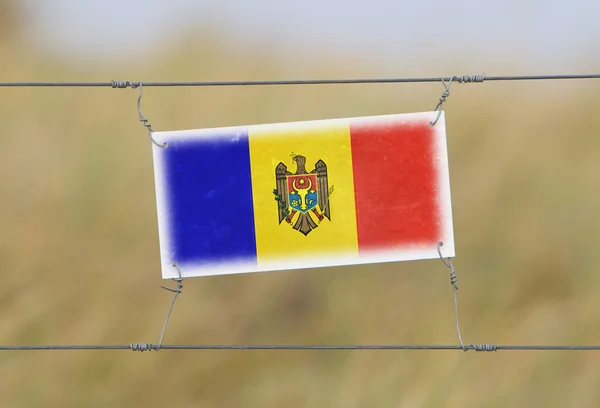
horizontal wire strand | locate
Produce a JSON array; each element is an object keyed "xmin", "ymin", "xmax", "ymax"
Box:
[
  {"xmin": 1, "ymin": 344, "xmax": 600, "ymax": 351},
  {"xmin": 0, "ymin": 74, "xmax": 600, "ymax": 87}
]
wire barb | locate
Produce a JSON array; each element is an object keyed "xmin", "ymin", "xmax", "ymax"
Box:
[
  {"xmin": 111, "ymin": 80, "xmax": 138, "ymax": 89},
  {"xmin": 3, "ymin": 344, "xmax": 600, "ymax": 351},
  {"xmin": 455, "ymin": 74, "xmax": 485, "ymax": 83},
  {"xmin": 130, "ymin": 343, "xmax": 155, "ymax": 352},
  {"xmin": 3, "ymin": 73, "xmax": 600, "ymax": 87},
  {"xmin": 470, "ymin": 344, "xmax": 499, "ymax": 352}
]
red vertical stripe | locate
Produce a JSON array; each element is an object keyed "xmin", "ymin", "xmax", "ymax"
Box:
[{"xmin": 349, "ymin": 117, "xmax": 441, "ymax": 252}]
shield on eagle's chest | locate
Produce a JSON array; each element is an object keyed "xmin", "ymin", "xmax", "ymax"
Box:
[
  {"xmin": 287, "ymin": 174, "xmax": 318, "ymax": 213},
  {"xmin": 273, "ymin": 154, "xmax": 332, "ymax": 236}
]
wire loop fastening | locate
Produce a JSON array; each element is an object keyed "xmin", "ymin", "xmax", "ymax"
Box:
[
  {"xmin": 136, "ymin": 82, "xmax": 167, "ymax": 148},
  {"xmin": 430, "ymin": 78, "xmax": 453, "ymax": 126},
  {"xmin": 155, "ymin": 263, "xmax": 184, "ymax": 351},
  {"xmin": 130, "ymin": 263, "xmax": 184, "ymax": 353},
  {"xmin": 437, "ymin": 241, "xmax": 467, "ymax": 351}
]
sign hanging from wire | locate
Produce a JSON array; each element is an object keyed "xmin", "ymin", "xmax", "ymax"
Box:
[{"xmin": 150, "ymin": 111, "xmax": 455, "ymax": 279}]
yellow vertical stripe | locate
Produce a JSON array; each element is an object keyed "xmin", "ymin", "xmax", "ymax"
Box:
[{"xmin": 248, "ymin": 120, "xmax": 359, "ymax": 269}]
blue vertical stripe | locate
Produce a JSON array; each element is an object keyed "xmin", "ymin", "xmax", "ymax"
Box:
[{"xmin": 163, "ymin": 129, "xmax": 257, "ymax": 266}]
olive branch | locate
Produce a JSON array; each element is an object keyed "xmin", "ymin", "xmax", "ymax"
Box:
[
  {"xmin": 273, "ymin": 189, "xmax": 290, "ymax": 218},
  {"xmin": 320, "ymin": 185, "xmax": 335, "ymax": 216}
]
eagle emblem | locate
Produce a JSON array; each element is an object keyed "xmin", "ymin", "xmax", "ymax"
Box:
[{"xmin": 273, "ymin": 153, "xmax": 334, "ymax": 236}]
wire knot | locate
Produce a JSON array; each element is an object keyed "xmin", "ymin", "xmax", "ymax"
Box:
[
  {"xmin": 111, "ymin": 80, "xmax": 138, "ymax": 89},
  {"xmin": 438, "ymin": 89, "xmax": 450, "ymax": 104},
  {"xmin": 470, "ymin": 344, "xmax": 498, "ymax": 352},
  {"xmin": 154, "ymin": 263, "xmax": 185, "ymax": 351},
  {"xmin": 437, "ymin": 241, "xmax": 467, "ymax": 351},
  {"xmin": 449, "ymin": 266, "xmax": 457, "ymax": 288},
  {"xmin": 430, "ymin": 78, "xmax": 453, "ymax": 126},
  {"xmin": 161, "ymin": 263, "xmax": 184, "ymax": 294},
  {"xmin": 161, "ymin": 276, "xmax": 183, "ymax": 294},
  {"xmin": 434, "ymin": 88, "xmax": 451, "ymax": 112},
  {"xmin": 140, "ymin": 117, "xmax": 154, "ymax": 134},
  {"xmin": 437, "ymin": 242, "xmax": 458, "ymax": 290},
  {"xmin": 135, "ymin": 82, "xmax": 167, "ymax": 148},
  {"xmin": 130, "ymin": 343, "xmax": 155, "ymax": 352},
  {"xmin": 456, "ymin": 74, "xmax": 485, "ymax": 83}
]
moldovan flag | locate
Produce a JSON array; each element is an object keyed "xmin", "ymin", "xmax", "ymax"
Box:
[{"xmin": 151, "ymin": 111, "xmax": 455, "ymax": 279}]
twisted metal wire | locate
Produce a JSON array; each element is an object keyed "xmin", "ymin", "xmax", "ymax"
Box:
[
  {"xmin": 0, "ymin": 344, "xmax": 597, "ymax": 352},
  {"xmin": 135, "ymin": 82, "xmax": 167, "ymax": 148},
  {"xmin": 155, "ymin": 263, "xmax": 184, "ymax": 350},
  {"xmin": 0, "ymin": 73, "xmax": 599, "ymax": 87},
  {"xmin": 437, "ymin": 242, "xmax": 466, "ymax": 350},
  {"xmin": 455, "ymin": 74, "xmax": 486, "ymax": 83},
  {"xmin": 430, "ymin": 78, "xmax": 453, "ymax": 126},
  {"xmin": 111, "ymin": 80, "xmax": 138, "ymax": 89}
]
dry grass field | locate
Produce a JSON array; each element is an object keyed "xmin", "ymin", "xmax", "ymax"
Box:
[{"xmin": 2, "ymin": 4, "xmax": 600, "ymax": 407}]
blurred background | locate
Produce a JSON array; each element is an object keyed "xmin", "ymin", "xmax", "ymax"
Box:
[{"xmin": 1, "ymin": 0, "xmax": 600, "ymax": 406}]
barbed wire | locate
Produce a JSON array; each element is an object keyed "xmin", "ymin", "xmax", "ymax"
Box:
[
  {"xmin": 0, "ymin": 344, "xmax": 599, "ymax": 352},
  {"xmin": 0, "ymin": 73, "xmax": 598, "ymax": 88}
]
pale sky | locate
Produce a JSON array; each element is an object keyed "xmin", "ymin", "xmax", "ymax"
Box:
[{"xmin": 19, "ymin": 0, "xmax": 600, "ymax": 72}]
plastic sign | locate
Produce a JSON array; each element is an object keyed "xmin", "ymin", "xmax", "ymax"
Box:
[{"xmin": 151, "ymin": 111, "xmax": 455, "ymax": 279}]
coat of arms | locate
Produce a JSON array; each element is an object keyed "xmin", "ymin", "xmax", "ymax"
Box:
[{"xmin": 273, "ymin": 153, "xmax": 334, "ymax": 236}]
